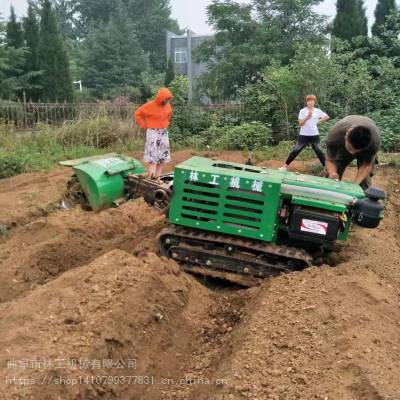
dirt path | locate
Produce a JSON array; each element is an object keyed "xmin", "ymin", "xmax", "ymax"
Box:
[{"xmin": 0, "ymin": 153, "xmax": 398, "ymax": 400}]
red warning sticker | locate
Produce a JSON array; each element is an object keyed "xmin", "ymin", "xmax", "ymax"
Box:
[{"xmin": 301, "ymin": 219, "xmax": 328, "ymax": 235}]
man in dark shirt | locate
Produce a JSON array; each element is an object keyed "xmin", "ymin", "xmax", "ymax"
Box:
[{"xmin": 326, "ymin": 115, "xmax": 380, "ymax": 190}]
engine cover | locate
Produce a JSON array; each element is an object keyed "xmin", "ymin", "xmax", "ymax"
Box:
[{"xmin": 289, "ymin": 206, "xmax": 340, "ymax": 245}]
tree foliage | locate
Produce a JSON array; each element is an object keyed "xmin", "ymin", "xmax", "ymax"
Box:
[
  {"xmin": 252, "ymin": 0, "xmax": 327, "ymax": 62},
  {"xmin": 195, "ymin": 0, "xmax": 327, "ymax": 99},
  {"xmin": 0, "ymin": 45, "xmax": 28, "ymax": 99},
  {"xmin": 53, "ymin": 0, "xmax": 79, "ymax": 42},
  {"xmin": 2, "ymin": 0, "xmax": 400, "ymax": 156},
  {"xmin": 38, "ymin": 0, "xmax": 74, "ymax": 101},
  {"xmin": 164, "ymin": 58, "xmax": 175, "ymax": 87},
  {"xmin": 67, "ymin": 0, "xmax": 179, "ymax": 71},
  {"xmin": 332, "ymin": 0, "xmax": 368, "ymax": 41},
  {"xmin": 127, "ymin": 0, "xmax": 181, "ymax": 71},
  {"xmin": 78, "ymin": 2, "xmax": 149, "ymax": 99},
  {"xmin": 6, "ymin": 6, "xmax": 24, "ymax": 48},
  {"xmin": 0, "ymin": 5, "xmax": 41, "ymax": 100},
  {"xmin": 23, "ymin": 1, "xmax": 41, "ymax": 100},
  {"xmin": 240, "ymin": 27, "xmax": 400, "ymax": 150},
  {"xmin": 372, "ymin": 0, "xmax": 397, "ymax": 38}
]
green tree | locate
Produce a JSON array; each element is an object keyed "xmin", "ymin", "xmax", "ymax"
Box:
[
  {"xmin": 372, "ymin": 0, "xmax": 397, "ymax": 37},
  {"xmin": 139, "ymin": 71, "xmax": 165, "ymax": 100},
  {"xmin": 78, "ymin": 2, "xmax": 149, "ymax": 98},
  {"xmin": 252, "ymin": 0, "xmax": 327, "ymax": 63},
  {"xmin": 0, "ymin": 45, "xmax": 26, "ymax": 99},
  {"xmin": 6, "ymin": 6, "xmax": 24, "ymax": 48},
  {"xmin": 23, "ymin": 1, "xmax": 41, "ymax": 100},
  {"xmin": 332, "ymin": 0, "xmax": 368, "ymax": 41},
  {"xmin": 53, "ymin": 0, "xmax": 79, "ymax": 42},
  {"xmin": 356, "ymin": 0, "xmax": 369, "ymax": 37},
  {"xmin": 196, "ymin": 0, "xmax": 327, "ymax": 99},
  {"xmin": 23, "ymin": 1, "xmax": 40, "ymax": 71},
  {"xmin": 38, "ymin": 0, "xmax": 74, "ymax": 101},
  {"xmin": 164, "ymin": 58, "xmax": 175, "ymax": 87},
  {"xmin": 377, "ymin": 10, "xmax": 400, "ymax": 59},
  {"xmin": 127, "ymin": 0, "xmax": 180, "ymax": 71},
  {"xmin": 0, "ymin": 28, "xmax": 41, "ymax": 100},
  {"xmin": 70, "ymin": 0, "xmax": 180, "ymax": 70},
  {"xmin": 71, "ymin": 0, "xmax": 117, "ymax": 25},
  {"xmin": 241, "ymin": 39, "xmax": 400, "ymax": 133},
  {"xmin": 196, "ymin": 0, "xmax": 267, "ymax": 99},
  {"xmin": 0, "ymin": 6, "xmax": 41, "ymax": 100},
  {"xmin": 168, "ymin": 75, "xmax": 188, "ymax": 107}
]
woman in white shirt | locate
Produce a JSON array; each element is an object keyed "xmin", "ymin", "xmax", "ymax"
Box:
[{"xmin": 280, "ymin": 95, "xmax": 329, "ymax": 171}]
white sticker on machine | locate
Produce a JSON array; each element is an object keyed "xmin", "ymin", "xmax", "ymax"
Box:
[
  {"xmin": 300, "ymin": 219, "xmax": 328, "ymax": 235},
  {"xmin": 93, "ymin": 158, "xmax": 124, "ymax": 168}
]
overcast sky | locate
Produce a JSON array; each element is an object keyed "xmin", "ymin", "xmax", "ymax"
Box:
[{"xmin": 1, "ymin": 0, "xmax": 379, "ymax": 35}]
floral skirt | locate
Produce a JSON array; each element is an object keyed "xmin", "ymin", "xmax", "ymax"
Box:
[{"xmin": 144, "ymin": 128, "xmax": 171, "ymax": 164}]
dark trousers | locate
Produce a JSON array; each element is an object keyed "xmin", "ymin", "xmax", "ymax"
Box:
[
  {"xmin": 330, "ymin": 157, "xmax": 377, "ymax": 190},
  {"xmin": 286, "ymin": 135, "xmax": 326, "ymax": 166}
]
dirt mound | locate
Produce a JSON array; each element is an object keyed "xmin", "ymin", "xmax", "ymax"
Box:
[
  {"xmin": 198, "ymin": 263, "xmax": 400, "ymax": 399},
  {"xmin": 0, "ymin": 199, "xmax": 165, "ymax": 303},
  {"xmin": 0, "ymin": 250, "xmax": 211, "ymax": 400},
  {"xmin": 0, "ymin": 168, "xmax": 70, "ymax": 231}
]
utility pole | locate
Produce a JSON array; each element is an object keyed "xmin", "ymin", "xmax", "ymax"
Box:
[{"xmin": 187, "ymin": 29, "xmax": 193, "ymax": 101}]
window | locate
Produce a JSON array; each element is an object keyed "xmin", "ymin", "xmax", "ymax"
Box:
[{"xmin": 175, "ymin": 48, "xmax": 188, "ymax": 64}]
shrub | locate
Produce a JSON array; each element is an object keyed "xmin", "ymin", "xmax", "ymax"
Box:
[
  {"xmin": 206, "ymin": 122, "xmax": 272, "ymax": 151},
  {"xmin": 0, "ymin": 153, "xmax": 26, "ymax": 178},
  {"xmin": 367, "ymin": 110, "xmax": 400, "ymax": 152},
  {"xmin": 318, "ymin": 119, "xmax": 338, "ymax": 141},
  {"xmin": 169, "ymin": 105, "xmax": 214, "ymax": 144},
  {"xmin": 54, "ymin": 115, "xmax": 141, "ymax": 148},
  {"xmin": 169, "ymin": 76, "xmax": 189, "ymax": 107}
]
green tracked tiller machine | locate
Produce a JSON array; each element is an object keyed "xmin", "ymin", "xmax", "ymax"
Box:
[
  {"xmin": 61, "ymin": 154, "xmax": 385, "ymax": 286},
  {"xmin": 157, "ymin": 157, "xmax": 385, "ymax": 286},
  {"xmin": 60, "ymin": 153, "xmax": 173, "ymax": 212}
]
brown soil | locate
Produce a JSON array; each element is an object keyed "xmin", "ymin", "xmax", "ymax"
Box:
[
  {"xmin": 0, "ymin": 199, "xmax": 164, "ymax": 304},
  {"xmin": 0, "ymin": 250, "xmax": 211, "ymax": 400},
  {"xmin": 0, "ymin": 151, "xmax": 398, "ymax": 400},
  {"xmin": 0, "ymin": 168, "xmax": 70, "ymax": 230}
]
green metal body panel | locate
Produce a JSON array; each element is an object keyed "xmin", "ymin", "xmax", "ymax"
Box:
[
  {"xmin": 169, "ymin": 157, "xmax": 366, "ymax": 243},
  {"xmin": 292, "ymin": 196, "xmax": 347, "ymax": 213},
  {"xmin": 282, "ymin": 172, "xmax": 365, "ymax": 199},
  {"xmin": 338, "ymin": 216, "xmax": 352, "ymax": 241},
  {"xmin": 62, "ymin": 154, "xmax": 145, "ymax": 212},
  {"xmin": 59, "ymin": 153, "xmax": 122, "ymax": 167}
]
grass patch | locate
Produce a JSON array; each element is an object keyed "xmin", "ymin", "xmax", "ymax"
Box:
[
  {"xmin": 0, "ymin": 118, "xmax": 145, "ymax": 178},
  {"xmin": 379, "ymin": 152, "xmax": 400, "ymax": 167}
]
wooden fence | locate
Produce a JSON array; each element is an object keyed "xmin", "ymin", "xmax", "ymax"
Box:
[
  {"xmin": 0, "ymin": 101, "xmax": 294, "ymax": 139},
  {"xmin": 0, "ymin": 101, "xmax": 246, "ymax": 128},
  {"xmin": 0, "ymin": 101, "xmax": 141, "ymax": 128}
]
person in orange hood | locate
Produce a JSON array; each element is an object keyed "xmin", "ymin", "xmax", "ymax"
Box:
[{"xmin": 135, "ymin": 88, "xmax": 174, "ymax": 178}]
